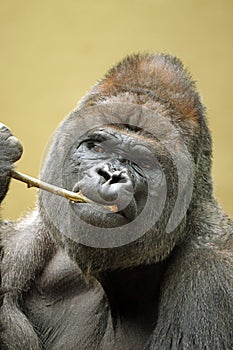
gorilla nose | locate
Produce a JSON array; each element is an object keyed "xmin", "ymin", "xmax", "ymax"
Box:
[
  {"xmin": 97, "ymin": 168, "xmax": 127, "ymax": 185},
  {"xmin": 96, "ymin": 165, "xmax": 133, "ymax": 203}
]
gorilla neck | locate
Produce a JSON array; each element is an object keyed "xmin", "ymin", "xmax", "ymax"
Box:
[{"xmin": 98, "ymin": 263, "xmax": 165, "ymax": 330}]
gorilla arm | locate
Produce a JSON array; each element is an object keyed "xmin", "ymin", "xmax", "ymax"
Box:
[
  {"xmin": 0, "ymin": 125, "xmax": 56, "ymax": 349},
  {"xmin": 147, "ymin": 215, "xmax": 233, "ymax": 349}
]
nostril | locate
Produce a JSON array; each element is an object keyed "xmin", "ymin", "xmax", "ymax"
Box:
[
  {"xmin": 97, "ymin": 167, "xmax": 128, "ymax": 185},
  {"xmin": 97, "ymin": 168, "xmax": 111, "ymax": 182},
  {"xmin": 109, "ymin": 173, "xmax": 127, "ymax": 185}
]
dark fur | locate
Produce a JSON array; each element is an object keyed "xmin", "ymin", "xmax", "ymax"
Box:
[{"xmin": 0, "ymin": 53, "xmax": 232, "ymax": 350}]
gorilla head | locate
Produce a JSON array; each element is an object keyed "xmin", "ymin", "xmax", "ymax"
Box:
[{"xmin": 39, "ymin": 53, "xmax": 211, "ymax": 276}]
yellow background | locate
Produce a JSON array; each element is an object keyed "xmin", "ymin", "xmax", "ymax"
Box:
[{"xmin": 0, "ymin": 0, "xmax": 232, "ymax": 219}]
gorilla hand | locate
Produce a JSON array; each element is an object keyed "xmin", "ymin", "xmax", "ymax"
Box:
[{"xmin": 0, "ymin": 123, "xmax": 23, "ymax": 203}]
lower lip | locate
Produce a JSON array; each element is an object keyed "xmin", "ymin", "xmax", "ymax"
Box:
[{"xmin": 70, "ymin": 202, "xmax": 128, "ymax": 221}]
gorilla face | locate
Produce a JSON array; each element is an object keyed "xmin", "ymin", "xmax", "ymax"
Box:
[
  {"xmin": 65, "ymin": 126, "xmax": 165, "ymax": 227},
  {"xmin": 39, "ymin": 103, "xmax": 194, "ymax": 274}
]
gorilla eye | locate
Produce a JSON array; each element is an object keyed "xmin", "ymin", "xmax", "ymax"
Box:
[
  {"xmin": 87, "ymin": 142, "xmax": 106, "ymax": 153},
  {"xmin": 92, "ymin": 145, "xmax": 105, "ymax": 153}
]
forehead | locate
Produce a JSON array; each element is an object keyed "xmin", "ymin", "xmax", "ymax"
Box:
[{"xmin": 75, "ymin": 102, "xmax": 181, "ymax": 145}]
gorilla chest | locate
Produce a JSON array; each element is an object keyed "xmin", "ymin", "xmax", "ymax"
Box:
[
  {"xmin": 23, "ymin": 285, "xmax": 150, "ymax": 350},
  {"xmin": 22, "ymin": 253, "xmax": 152, "ymax": 350}
]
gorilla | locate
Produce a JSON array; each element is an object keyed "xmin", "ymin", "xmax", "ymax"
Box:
[{"xmin": 0, "ymin": 53, "xmax": 232, "ymax": 350}]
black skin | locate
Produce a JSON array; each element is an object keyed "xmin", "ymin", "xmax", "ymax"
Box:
[{"xmin": 1, "ymin": 53, "xmax": 233, "ymax": 350}]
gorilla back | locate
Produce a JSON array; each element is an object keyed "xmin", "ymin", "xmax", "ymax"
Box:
[{"xmin": 0, "ymin": 53, "xmax": 232, "ymax": 350}]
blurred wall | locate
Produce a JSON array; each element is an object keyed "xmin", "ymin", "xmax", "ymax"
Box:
[{"xmin": 0, "ymin": 0, "xmax": 232, "ymax": 219}]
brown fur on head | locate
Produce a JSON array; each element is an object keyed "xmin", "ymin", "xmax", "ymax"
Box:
[
  {"xmin": 81, "ymin": 53, "xmax": 204, "ymax": 127},
  {"xmin": 78, "ymin": 52, "xmax": 212, "ymax": 200}
]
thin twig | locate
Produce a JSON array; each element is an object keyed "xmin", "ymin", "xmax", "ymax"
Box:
[{"xmin": 12, "ymin": 170, "xmax": 118, "ymax": 212}]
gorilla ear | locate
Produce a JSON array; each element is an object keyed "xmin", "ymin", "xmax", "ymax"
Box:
[{"xmin": 89, "ymin": 53, "xmax": 204, "ymax": 126}]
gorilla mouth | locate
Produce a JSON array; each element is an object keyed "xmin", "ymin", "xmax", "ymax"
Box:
[
  {"xmin": 72, "ymin": 188, "xmax": 137, "ymax": 223},
  {"xmin": 75, "ymin": 189, "xmax": 118, "ymax": 213}
]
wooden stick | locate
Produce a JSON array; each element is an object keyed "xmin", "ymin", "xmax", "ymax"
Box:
[{"xmin": 12, "ymin": 170, "xmax": 118, "ymax": 212}]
